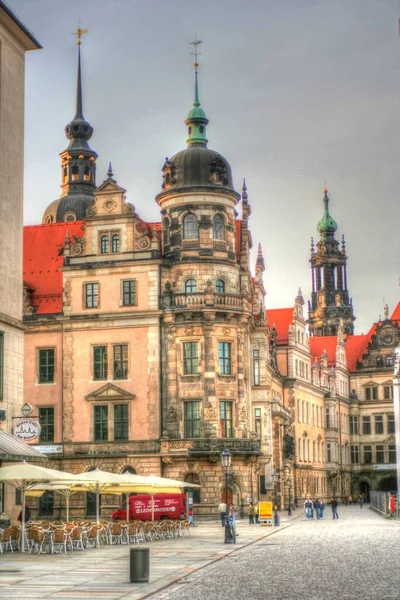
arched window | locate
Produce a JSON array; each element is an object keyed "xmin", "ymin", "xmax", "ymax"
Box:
[
  {"xmin": 212, "ymin": 214, "xmax": 225, "ymax": 239},
  {"xmin": 185, "ymin": 473, "xmax": 201, "ymax": 504},
  {"xmin": 216, "ymin": 279, "xmax": 225, "ymax": 293},
  {"xmin": 112, "ymin": 234, "xmax": 120, "ymax": 253},
  {"xmin": 101, "ymin": 235, "xmax": 109, "ymax": 254},
  {"xmin": 86, "ymin": 467, "xmax": 100, "ymax": 517},
  {"xmin": 183, "ymin": 214, "xmax": 198, "ymax": 239},
  {"xmin": 122, "ymin": 466, "xmax": 136, "ymax": 475},
  {"xmin": 185, "ymin": 279, "xmax": 197, "ymax": 294},
  {"xmin": 39, "ymin": 490, "xmax": 54, "ymax": 517}
]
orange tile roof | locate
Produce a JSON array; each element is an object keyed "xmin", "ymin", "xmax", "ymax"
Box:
[
  {"xmin": 23, "ymin": 221, "xmax": 85, "ymax": 314},
  {"xmin": 391, "ymin": 301, "xmax": 400, "ymax": 321},
  {"xmin": 266, "ymin": 308, "xmax": 294, "ymax": 344},
  {"xmin": 309, "ymin": 336, "xmax": 337, "ymax": 365}
]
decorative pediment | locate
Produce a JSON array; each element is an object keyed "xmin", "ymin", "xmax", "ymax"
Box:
[
  {"xmin": 85, "ymin": 383, "xmax": 136, "ymax": 402},
  {"xmin": 96, "ymin": 179, "xmax": 127, "ymax": 195}
]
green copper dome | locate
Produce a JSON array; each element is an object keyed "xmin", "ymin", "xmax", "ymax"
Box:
[
  {"xmin": 184, "ymin": 67, "xmax": 209, "ymax": 146},
  {"xmin": 317, "ymin": 189, "xmax": 338, "ymax": 238}
]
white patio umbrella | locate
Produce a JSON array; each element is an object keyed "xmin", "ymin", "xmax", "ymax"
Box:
[
  {"xmin": 0, "ymin": 462, "xmax": 79, "ymax": 552},
  {"xmin": 26, "ymin": 483, "xmax": 80, "ymax": 522}
]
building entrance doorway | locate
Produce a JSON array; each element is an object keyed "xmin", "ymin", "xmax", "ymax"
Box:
[
  {"xmin": 221, "ymin": 487, "xmax": 233, "ymax": 506},
  {"xmin": 359, "ymin": 481, "xmax": 370, "ymax": 502}
]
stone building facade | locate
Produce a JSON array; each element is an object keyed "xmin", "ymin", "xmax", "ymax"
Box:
[
  {"xmin": 19, "ymin": 43, "xmax": 400, "ymax": 521},
  {"xmin": 0, "ymin": 1, "xmax": 40, "ymax": 516}
]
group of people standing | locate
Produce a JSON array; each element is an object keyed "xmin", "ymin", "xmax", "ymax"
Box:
[
  {"xmin": 304, "ymin": 493, "xmax": 366, "ymax": 520},
  {"xmin": 247, "ymin": 501, "xmax": 260, "ymax": 524},
  {"xmin": 304, "ymin": 498, "xmax": 326, "ymax": 520}
]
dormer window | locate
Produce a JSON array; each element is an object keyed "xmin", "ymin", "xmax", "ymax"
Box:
[
  {"xmin": 101, "ymin": 236, "xmax": 109, "ymax": 254},
  {"xmin": 112, "ymin": 235, "xmax": 120, "ymax": 253},
  {"xmin": 183, "ymin": 214, "xmax": 198, "ymax": 239},
  {"xmin": 213, "ymin": 214, "xmax": 225, "ymax": 239}
]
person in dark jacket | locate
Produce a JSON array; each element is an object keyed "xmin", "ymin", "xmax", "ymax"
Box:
[
  {"xmin": 330, "ymin": 497, "xmax": 339, "ymax": 519},
  {"xmin": 17, "ymin": 505, "xmax": 31, "ymax": 523}
]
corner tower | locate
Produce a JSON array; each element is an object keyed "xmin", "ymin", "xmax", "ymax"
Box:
[
  {"xmin": 308, "ymin": 188, "xmax": 355, "ymax": 336},
  {"xmin": 43, "ymin": 29, "xmax": 97, "ymax": 224}
]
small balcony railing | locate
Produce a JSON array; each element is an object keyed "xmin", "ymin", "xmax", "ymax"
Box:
[{"xmin": 171, "ymin": 292, "xmax": 243, "ymax": 309}]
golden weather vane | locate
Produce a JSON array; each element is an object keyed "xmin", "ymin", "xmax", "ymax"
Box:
[
  {"xmin": 190, "ymin": 36, "xmax": 202, "ymax": 67},
  {"xmin": 72, "ymin": 26, "xmax": 88, "ymax": 46}
]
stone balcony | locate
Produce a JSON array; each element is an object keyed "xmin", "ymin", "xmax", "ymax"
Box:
[
  {"xmin": 63, "ymin": 440, "xmax": 161, "ymax": 457},
  {"xmin": 161, "ymin": 290, "xmax": 245, "ymax": 312},
  {"xmin": 161, "ymin": 437, "xmax": 262, "ymax": 459}
]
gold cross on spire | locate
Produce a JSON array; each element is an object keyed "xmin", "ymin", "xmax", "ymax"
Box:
[
  {"xmin": 190, "ymin": 36, "xmax": 202, "ymax": 68},
  {"xmin": 73, "ymin": 27, "xmax": 88, "ymax": 46}
]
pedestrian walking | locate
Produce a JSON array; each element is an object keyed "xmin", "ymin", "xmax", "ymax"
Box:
[
  {"xmin": 314, "ymin": 499, "xmax": 321, "ymax": 519},
  {"xmin": 229, "ymin": 504, "xmax": 238, "ymax": 535},
  {"xmin": 247, "ymin": 502, "xmax": 254, "ymax": 525},
  {"xmin": 331, "ymin": 496, "xmax": 339, "ymax": 519},
  {"xmin": 348, "ymin": 495, "xmax": 353, "ymax": 506},
  {"xmin": 254, "ymin": 502, "xmax": 259, "ymax": 524},
  {"xmin": 304, "ymin": 498, "xmax": 313, "ymax": 520},
  {"xmin": 358, "ymin": 494, "xmax": 364, "ymax": 509},
  {"xmin": 319, "ymin": 499, "xmax": 325, "ymax": 519},
  {"xmin": 218, "ymin": 501, "xmax": 227, "ymax": 526}
]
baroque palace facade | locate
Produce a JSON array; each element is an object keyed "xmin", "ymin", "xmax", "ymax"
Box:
[{"xmin": 13, "ymin": 44, "xmax": 399, "ymax": 521}]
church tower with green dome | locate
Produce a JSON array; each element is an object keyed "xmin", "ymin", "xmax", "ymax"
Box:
[
  {"xmin": 308, "ymin": 188, "xmax": 355, "ymax": 336},
  {"xmin": 155, "ymin": 52, "xmax": 272, "ymax": 498}
]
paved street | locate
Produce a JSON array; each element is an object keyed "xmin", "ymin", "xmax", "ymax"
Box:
[{"xmin": 151, "ymin": 506, "xmax": 400, "ymax": 600}]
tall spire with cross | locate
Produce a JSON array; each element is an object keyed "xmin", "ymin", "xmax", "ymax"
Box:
[
  {"xmin": 185, "ymin": 37, "xmax": 209, "ymax": 146},
  {"xmin": 55, "ymin": 26, "xmax": 98, "ymax": 221}
]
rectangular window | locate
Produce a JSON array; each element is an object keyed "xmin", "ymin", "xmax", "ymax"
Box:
[
  {"xmin": 113, "ymin": 344, "xmax": 128, "ymax": 380},
  {"xmin": 350, "ymin": 415, "xmax": 359, "ymax": 435},
  {"xmin": 85, "ymin": 283, "xmax": 99, "ymax": 308},
  {"xmin": 254, "ymin": 408, "xmax": 261, "ymax": 437},
  {"xmin": 376, "ymin": 445, "xmax": 384, "ymax": 464},
  {"xmin": 218, "ymin": 342, "xmax": 232, "ymax": 375},
  {"xmin": 183, "ymin": 342, "xmax": 199, "ymax": 375},
  {"xmin": 260, "ymin": 475, "xmax": 267, "ymax": 494},
  {"xmin": 375, "ymin": 415, "xmax": 384, "ymax": 435},
  {"xmin": 219, "ymin": 401, "xmax": 233, "ymax": 438},
  {"xmin": 384, "ymin": 386, "xmax": 393, "ymax": 400},
  {"xmin": 39, "ymin": 407, "xmax": 55, "ymax": 443},
  {"xmin": 94, "ymin": 346, "xmax": 108, "ymax": 380},
  {"xmin": 364, "ymin": 445, "xmax": 372, "ymax": 464},
  {"xmin": 388, "ymin": 414, "xmax": 395, "ymax": 434},
  {"xmin": 365, "ymin": 387, "xmax": 377, "ymax": 401},
  {"xmin": 351, "ymin": 445, "xmax": 359, "ymax": 464},
  {"xmin": 327, "ymin": 442, "xmax": 331, "ymax": 463},
  {"xmin": 389, "ymin": 444, "xmax": 396, "ymax": 464},
  {"xmin": 122, "ymin": 280, "xmax": 136, "ymax": 306},
  {"xmin": 94, "ymin": 405, "xmax": 108, "ymax": 441},
  {"xmin": 362, "ymin": 416, "xmax": 371, "ymax": 435},
  {"xmin": 184, "ymin": 401, "xmax": 201, "ymax": 438},
  {"xmin": 114, "ymin": 404, "xmax": 128, "ymax": 441},
  {"xmin": 326, "ymin": 408, "xmax": 330, "ymax": 429},
  {"xmin": 253, "ymin": 349, "xmax": 260, "ymax": 385},
  {"xmin": 39, "ymin": 349, "xmax": 55, "ymax": 384},
  {"xmin": 0, "ymin": 332, "xmax": 3, "ymax": 399}
]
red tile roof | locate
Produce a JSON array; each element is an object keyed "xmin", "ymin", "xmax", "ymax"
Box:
[
  {"xmin": 309, "ymin": 336, "xmax": 337, "ymax": 366},
  {"xmin": 266, "ymin": 308, "xmax": 294, "ymax": 344},
  {"xmin": 391, "ymin": 301, "xmax": 400, "ymax": 321},
  {"xmin": 23, "ymin": 221, "xmax": 85, "ymax": 314}
]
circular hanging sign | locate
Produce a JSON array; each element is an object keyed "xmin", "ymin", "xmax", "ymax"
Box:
[{"xmin": 13, "ymin": 418, "xmax": 41, "ymax": 441}]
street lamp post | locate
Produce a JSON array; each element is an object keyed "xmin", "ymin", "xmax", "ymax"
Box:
[
  {"xmin": 272, "ymin": 472, "xmax": 279, "ymax": 527},
  {"xmin": 221, "ymin": 449, "xmax": 233, "ymax": 544},
  {"xmin": 287, "ymin": 478, "xmax": 292, "ymax": 517}
]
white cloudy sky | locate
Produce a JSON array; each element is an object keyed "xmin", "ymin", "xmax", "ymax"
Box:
[{"xmin": 8, "ymin": 0, "xmax": 400, "ymax": 334}]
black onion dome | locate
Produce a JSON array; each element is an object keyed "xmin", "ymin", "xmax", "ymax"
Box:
[
  {"xmin": 56, "ymin": 194, "xmax": 93, "ymax": 221},
  {"xmin": 158, "ymin": 146, "xmax": 239, "ymax": 198}
]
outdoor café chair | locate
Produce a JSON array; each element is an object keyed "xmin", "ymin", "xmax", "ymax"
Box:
[{"xmin": 51, "ymin": 529, "xmax": 68, "ymax": 555}]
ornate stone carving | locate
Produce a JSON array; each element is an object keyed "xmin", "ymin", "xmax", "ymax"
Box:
[
  {"xmin": 209, "ymin": 155, "xmax": 228, "ymax": 185},
  {"xmin": 86, "ymin": 205, "xmax": 96, "ymax": 217},
  {"xmin": 167, "ymin": 406, "xmax": 177, "ymax": 423},
  {"xmin": 103, "ymin": 198, "xmax": 117, "ymax": 213},
  {"xmin": 204, "ymin": 407, "xmax": 217, "ymax": 421},
  {"xmin": 239, "ymin": 406, "xmax": 248, "ymax": 422},
  {"xmin": 161, "ymin": 157, "xmax": 176, "ymax": 189},
  {"xmin": 134, "ymin": 221, "xmax": 151, "ymax": 250}
]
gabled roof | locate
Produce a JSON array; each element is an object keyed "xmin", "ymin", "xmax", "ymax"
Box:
[
  {"xmin": 391, "ymin": 301, "xmax": 400, "ymax": 321},
  {"xmin": 309, "ymin": 336, "xmax": 337, "ymax": 366},
  {"xmin": 23, "ymin": 221, "xmax": 85, "ymax": 315},
  {"xmin": 266, "ymin": 308, "xmax": 294, "ymax": 344}
]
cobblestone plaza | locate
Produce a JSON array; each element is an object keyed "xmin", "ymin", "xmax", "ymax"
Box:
[{"xmin": 0, "ymin": 507, "xmax": 399, "ymax": 599}]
